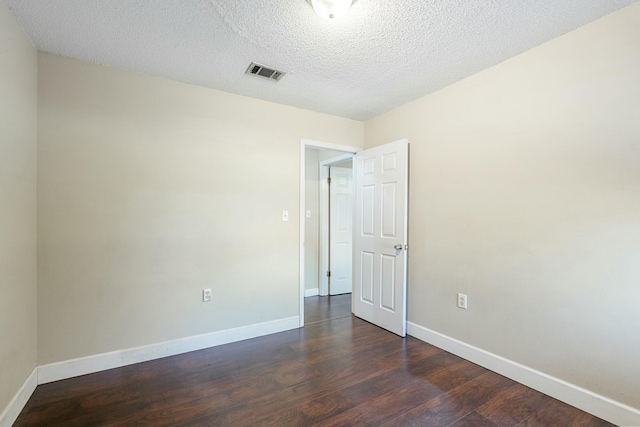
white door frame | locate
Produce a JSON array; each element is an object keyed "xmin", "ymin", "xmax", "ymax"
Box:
[
  {"xmin": 299, "ymin": 139, "xmax": 360, "ymax": 327},
  {"xmin": 319, "ymin": 154, "xmax": 354, "ymax": 296}
]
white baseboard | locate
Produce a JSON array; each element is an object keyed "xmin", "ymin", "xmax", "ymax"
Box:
[
  {"xmin": 38, "ymin": 316, "xmax": 300, "ymax": 384},
  {"xmin": 305, "ymin": 288, "xmax": 319, "ymax": 297},
  {"xmin": 407, "ymin": 322, "xmax": 640, "ymax": 427},
  {"xmin": 0, "ymin": 368, "xmax": 37, "ymax": 427}
]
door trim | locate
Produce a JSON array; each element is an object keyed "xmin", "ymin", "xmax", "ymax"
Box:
[{"xmin": 299, "ymin": 139, "xmax": 360, "ymax": 328}]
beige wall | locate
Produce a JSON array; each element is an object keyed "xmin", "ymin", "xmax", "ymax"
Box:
[
  {"xmin": 365, "ymin": 3, "xmax": 640, "ymax": 409},
  {"xmin": 0, "ymin": 1, "xmax": 38, "ymax": 417},
  {"xmin": 37, "ymin": 53, "xmax": 363, "ymax": 364}
]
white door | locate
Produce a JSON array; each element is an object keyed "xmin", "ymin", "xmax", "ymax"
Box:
[
  {"xmin": 353, "ymin": 139, "xmax": 409, "ymax": 337},
  {"xmin": 329, "ymin": 167, "xmax": 353, "ymax": 295}
]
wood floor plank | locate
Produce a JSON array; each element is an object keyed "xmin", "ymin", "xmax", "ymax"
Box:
[
  {"xmin": 305, "ymin": 294, "xmax": 352, "ymax": 324},
  {"xmin": 476, "ymin": 382, "xmax": 550, "ymax": 427},
  {"xmin": 515, "ymin": 395, "xmax": 615, "ymax": 427},
  {"xmin": 14, "ymin": 297, "xmax": 615, "ymax": 427},
  {"xmin": 313, "ymin": 349, "xmax": 487, "ymax": 426},
  {"xmin": 380, "ymin": 371, "xmax": 517, "ymax": 427},
  {"xmin": 317, "ymin": 377, "xmax": 447, "ymax": 427},
  {"xmin": 447, "ymin": 411, "xmax": 500, "ymax": 427},
  {"xmin": 245, "ymin": 390, "xmax": 355, "ymax": 427}
]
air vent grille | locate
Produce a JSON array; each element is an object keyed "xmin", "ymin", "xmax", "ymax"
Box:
[{"xmin": 246, "ymin": 62, "xmax": 286, "ymax": 82}]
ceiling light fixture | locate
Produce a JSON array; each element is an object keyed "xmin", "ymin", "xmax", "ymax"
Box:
[{"xmin": 306, "ymin": 0, "xmax": 356, "ymax": 20}]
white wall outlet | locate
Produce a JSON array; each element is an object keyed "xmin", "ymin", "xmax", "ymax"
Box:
[
  {"xmin": 457, "ymin": 293, "xmax": 468, "ymax": 309},
  {"xmin": 202, "ymin": 288, "xmax": 212, "ymax": 302},
  {"xmin": 306, "ymin": 210, "xmax": 311, "ymax": 218},
  {"xmin": 282, "ymin": 210, "xmax": 289, "ymax": 221}
]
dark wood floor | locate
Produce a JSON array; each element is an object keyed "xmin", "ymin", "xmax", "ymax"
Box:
[
  {"xmin": 305, "ymin": 293, "xmax": 352, "ymax": 324},
  {"xmin": 15, "ymin": 298, "xmax": 614, "ymax": 426}
]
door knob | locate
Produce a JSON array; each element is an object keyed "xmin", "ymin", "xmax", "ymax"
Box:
[{"xmin": 394, "ymin": 244, "xmax": 403, "ymax": 250}]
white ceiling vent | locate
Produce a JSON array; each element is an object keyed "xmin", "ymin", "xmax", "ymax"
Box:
[{"xmin": 246, "ymin": 62, "xmax": 286, "ymax": 82}]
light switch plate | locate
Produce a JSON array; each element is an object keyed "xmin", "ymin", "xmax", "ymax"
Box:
[{"xmin": 282, "ymin": 210, "xmax": 289, "ymax": 221}]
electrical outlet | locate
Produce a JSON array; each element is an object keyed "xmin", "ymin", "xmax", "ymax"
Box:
[
  {"xmin": 202, "ymin": 288, "xmax": 212, "ymax": 302},
  {"xmin": 457, "ymin": 293, "xmax": 468, "ymax": 309}
]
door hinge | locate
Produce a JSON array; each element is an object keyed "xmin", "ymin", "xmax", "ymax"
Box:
[
  {"xmin": 327, "ymin": 177, "xmax": 331, "ymax": 185},
  {"xmin": 326, "ymin": 271, "xmax": 331, "ymax": 277}
]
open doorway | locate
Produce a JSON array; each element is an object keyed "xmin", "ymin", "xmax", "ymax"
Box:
[
  {"xmin": 299, "ymin": 139, "xmax": 359, "ymax": 327},
  {"xmin": 318, "ymin": 155, "xmax": 353, "ymax": 296},
  {"xmin": 300, "ymin": 139, "xmax": 410, "ymax": 335}
]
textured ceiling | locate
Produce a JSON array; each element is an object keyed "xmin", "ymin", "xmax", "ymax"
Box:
[{"xmin": 6, "ymin": 0, "xmax": 638, "ymax": 121}]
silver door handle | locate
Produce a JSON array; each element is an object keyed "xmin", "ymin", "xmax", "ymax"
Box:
[{"xmin": 394, "ymin": 244, "xmax": 403, "ymax": 250}]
